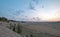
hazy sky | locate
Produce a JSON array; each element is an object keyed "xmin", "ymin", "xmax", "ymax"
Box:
[{"xmin": 0, "ymin": 0, "xmax": 60, "ymax": 22}]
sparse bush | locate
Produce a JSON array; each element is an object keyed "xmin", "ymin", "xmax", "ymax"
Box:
[
  {"xmin": 17, "ymin": 24, "xmax": 22, "ymax": 34},
  {"xmin": 13, "ymin": 24, "xmax": 16, "ymax": 32},
  {"xmin": 9, "ymin": 23, "xmax": 12, "ymax": 29},
  {"xmin": 8, "ymin": 23, "xmax": 22, "ymax": 34},
  {"xmin": 0, "ymin": 17, "xmax": 8, "ymax": 21},
  {"xmin": 30, "ymin": 34, "xmax": 33, "ymax": 37},
  {"xmin": 55, "ymin": 36, "xmax": 60, "ymax": 37},
  {"xmin": 6, "ymin": 23, "xmax": 12, "ymax": 29},
  {"xmin": 26, "ymin": 35, "xmax": 28, "ymax": 37}
]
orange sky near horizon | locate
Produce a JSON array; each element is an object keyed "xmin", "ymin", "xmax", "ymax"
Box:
[{"xmin": 48, "ymin": 17, "xmax": 60, "ymax": 22}]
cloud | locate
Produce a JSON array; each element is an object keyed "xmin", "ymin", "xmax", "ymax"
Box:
[
  {"xmin": 28, "ymin": 0, "xmax": 40, "ymax": 10},
  {"xmin": 14, "ymin": 0, "xmax": 42, "ymax": 21},
  {"xmin": 14, "ymin": 0, "xmax": 60, "ymax": 21},
  {"xmin": 32, "ymin": 0, "xmax": 39, "ymax": 4},
  {"xmin": 3, "ymin": 9, "xmax": 25, "ymax": 20},
  {"xmin": 15, "ymin": 10, "xmax": 25, "ymax": 15},
  {"xmin": 29, "ymin": 3, "xmax": 35, "ymax": 10},
  {"xmin": 32, "ymin": 17, "xmax": 41, "ymax": 21}
]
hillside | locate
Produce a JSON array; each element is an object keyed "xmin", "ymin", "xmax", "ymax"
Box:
[{"xmin": 0, "ymin": 25, "xmax": 22, "ymax": 37}]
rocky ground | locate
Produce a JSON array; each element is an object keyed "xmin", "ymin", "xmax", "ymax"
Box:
[
  {"xmin": 21, "ymin": 22, "xmax": 60, "ymax": 37},
  {"xmin": 0, "ymin": 22, "xmax": 22, "ymax": 37},
  {"xmin": 0, "ymin": 21, "xmax": 60, "ymax": 37}
]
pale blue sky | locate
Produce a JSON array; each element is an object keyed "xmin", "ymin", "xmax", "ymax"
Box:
[{"xmin": 0, "ymin": 0, "xmax": 60, "ymax": 21}]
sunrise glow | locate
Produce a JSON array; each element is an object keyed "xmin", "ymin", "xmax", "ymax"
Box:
[{"xmin": 0, "ymin": 0, "xmax": 60, "ymax": 22}]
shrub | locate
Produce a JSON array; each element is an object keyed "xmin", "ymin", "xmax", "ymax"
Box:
[
  {"xmin": 9, "ymin": 23, "xmax": 12, "ymax": 29},
  {"xmin": 30, "ymin": 34, "xmax": 33, "ymax": 37},
  {"xmin": 0, "ymin": 17, "xmax": 8, "ymax": 21},
  {"xmin": 13, "ymin": 24, "xmax": 16, "ymax": 32},
  {"xmin": 17, "ymin": 24, "xmax": 22, "ymax": 34}
]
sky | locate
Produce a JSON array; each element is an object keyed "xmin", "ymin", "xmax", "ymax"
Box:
[{"xmin": 0, "ymin": 0, "xmax": 60, "ymax": 22}]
